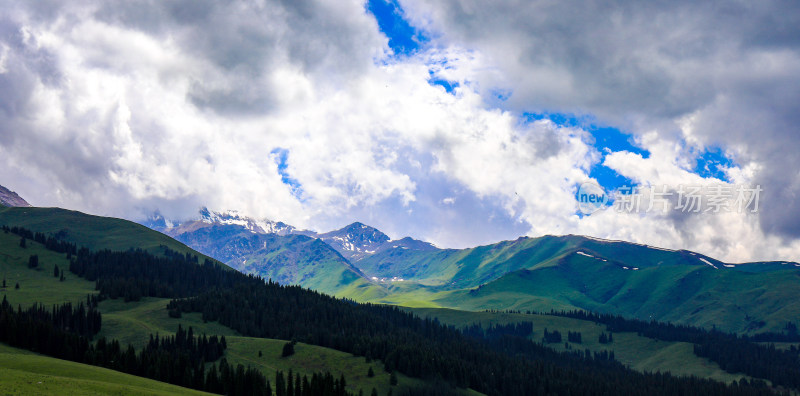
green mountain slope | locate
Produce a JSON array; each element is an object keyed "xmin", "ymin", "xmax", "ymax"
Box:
[
  {"xmin": 354, "ymin": 235, "xmax": 800, "ymax": 334},
  {"xmin": 374, "ymin": 250, "xmax": 800, "ymax": 334},
  {"xmin": 0, "ymin": 229, "xmax": 96, "ymax": 306},
  {"xmin": 356, "ymin": 234, "xmax": 736, "ymax": 290},
  {"xmin": 169, "ymin": 222, "xmax": 385, "ymax": 299},
  {"xmin": 0, "ymin": 208, "xmax": 792, "ymax": 393},
  {"xmin": 0, "ymin": 217, "xmax": 450, "ymax": 395},
  {"xmin": 0, "ymin": 344, "xmax": 212, "ymax": 396},
  {"xmin": 0, "ymin": 207, "xmax": 220, "ymax": 263},
  {"xmin": 407, "ymin": 308, "xmax": 756, "ymax": 385}
]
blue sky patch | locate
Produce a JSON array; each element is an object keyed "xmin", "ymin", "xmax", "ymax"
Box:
[
  {"xmin": 523, "ymin": 112, "xmax": 647, "ymax": 191},
  {"xmin": 691, "ymin": 146, "xmax": 735, "ymax": 181},
  {"xmin": 428, "ymin": 75, "xmax": 458, "ymax": 94},
  {"xmin": 491, "ymin": 89, "xmax": 512, "ymax": 102},
  {"xmin": 367, "ymin": 0, "xmax": 428, "ymax": 56},
  {"xmin": 271, "ymin": 148, "xmax": 303, "ymax": 198}
]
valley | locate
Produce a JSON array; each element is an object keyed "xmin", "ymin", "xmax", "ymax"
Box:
[{"xmin": 0, "ymin": 203, "xmax": 797, "ymax": 395}]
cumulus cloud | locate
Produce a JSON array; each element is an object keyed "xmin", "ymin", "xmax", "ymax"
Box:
[
  {"xmin": 397, "ymin": 0, "xmax": 800, "ymax": 260},
  {"xmin": 0, "ymin": 0, "xmax": 798, "ymax": 262}
]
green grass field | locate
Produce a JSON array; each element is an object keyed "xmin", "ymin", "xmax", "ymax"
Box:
[
  {"xmin": 0, "ymin": 218, "xmax": 477, "ymax": 395},
  {"xmin": 0, "ymin": 343, "xmax": 212, "ymax": 395},
  {"xmin": 408, "ymin": 307, "xmax": 753, "ymax": 384},
  {"xmin": 223, "ymin": 337, "xmax": 444, "ymax": 396},
  {"xmin": 0, "ymin": 208, "xmax": 785, "ymax": 394},
  {"xmin": 0, "ymin": 207, "xmax": 222, "ymax": 264},
  {"xmin": 0, "ymin": 229, "xmax": 757, "ymax": 390},
  {"xmin": 96, "ymin": 297, "xmax": 476, "ymax": 395},
  {"xmin": 0, "ymin": 230, "xmax": 97, "ymax": 307},
  {"xmin": 355, "ymin": 249, "xmax": 800, "ymax": 335}
]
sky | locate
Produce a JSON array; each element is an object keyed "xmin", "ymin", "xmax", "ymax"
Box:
[{"xmin": 1, "ymin": 0, "xmax": 799, "ymax": 263}]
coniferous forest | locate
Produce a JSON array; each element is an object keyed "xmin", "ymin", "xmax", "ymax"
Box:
[{"xmin": 0, "ymin": 224, "xmax": 794, "ymax": 395}]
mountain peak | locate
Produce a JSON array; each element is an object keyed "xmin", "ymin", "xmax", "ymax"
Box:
[
  {"xmin": 145, "ymin": 207, "xmax": 297, "ymax": 236},
  {"xmin": 317, "ymin": 222, "xmax": 390, "ymax": 260},
  {"xmin": 0, "ymin": 185, "xmax": 31, "ymax": 207}
]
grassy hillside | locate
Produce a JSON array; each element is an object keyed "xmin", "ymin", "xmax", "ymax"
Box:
[
  {"xmin": 0, "ymin": 229, "xmax": 97, "ymax": 306},
  {"xmin": 408, "ymin": 308, "xmax": 753, "ymax": 385},
  {"xmin": 350, "ymin": 236, "xmax": 800, "ymax": 334},
  {"xmin": 0, "ymin": 224, "xmax": 454, "ymax": 395},
  {"xmin": 94, "ymin": 297, "xmax": 452, "ymax": 395},
  {"xmin": 0, "ymin": 344, "xmax": 212, "ymax": 395},
  {"xmin": 0, "ymin": 207, "xmax": 791, "ymax": 393},
  {"xmin": 0, "ymin": 207, "xmax": 221, "ymax": 263},
  {"xmin": 356, "ymin": 235, "xmax": 743, "ymax": 291},
  {"xmin": 422, "ymin": 252, "xmax": 800, "ymax": 334}
]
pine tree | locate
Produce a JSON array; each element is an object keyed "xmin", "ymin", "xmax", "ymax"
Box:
[
  {"xmin": 282, "ymin": 341, "xmax": 295, "ymax": 357},
  {"xmin": 371, "ymin": 388, "xmax": 378, "ymax": 396},
  {"xmin": 54, "ymin": 264, "xmax": 60, "ymax": 278},
  {"xmin": 276, "ymin": 371, "xmax": 285, "ymax": 396},
  {"xmin": 367, "ymin": 366, "xmax": 375, "ymax": 377},
  {"xmin": 19, "ymin": 237, "xmax": 26, "ymax": 248},
  {"xmin": 15, "ymin": 282, "xmax": 19, "ymax": 289},
  {"xmin": 389, "ymin": 371, "xmax": 397, "ymax": 386},
  {"xmin": 28, "ymin": 255, "xmax": 38, "ymax": 268},
  {"xmin": 287, "ymin": 369, "xmax": 294, "ymax": 396}
]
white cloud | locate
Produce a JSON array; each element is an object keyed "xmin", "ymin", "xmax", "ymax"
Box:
[{"xmin": 0, "ymin": 0, "xmax": 798, "ymax": 263}]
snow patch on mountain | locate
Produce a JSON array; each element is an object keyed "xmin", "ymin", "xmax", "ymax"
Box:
[{"xmin": 698, "ymin": 257, "xmax": 718, "ymax": 269}]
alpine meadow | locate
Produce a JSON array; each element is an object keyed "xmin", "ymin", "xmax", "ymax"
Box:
[{"xmin": 2, "ymin": 1, "xmax": 800, "ymax": 395}]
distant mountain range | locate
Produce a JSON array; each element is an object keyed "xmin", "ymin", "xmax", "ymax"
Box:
[
  {"xmin": 2, "ymin": 184, "xmax": 798, "ymax": 335},
  {"xmin": 147, "ymin": 208, "xmax": 439, "ymax": 260},
  {"xmin": 3, "ymin": 203, "xmax": 783, "ymax": 394},
  {"xmin": 140, "ymin": 207, "xmax": 800, "ymax": 334}
]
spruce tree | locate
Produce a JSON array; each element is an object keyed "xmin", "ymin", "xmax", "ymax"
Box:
[
  {"xmin": 286, "ymin": 369, "xmax": 294, "ymax": 396},
  {"xmin": 28, "ymin": 255, "xmax": 38, "ymax": 268},
  {"xmin": 282, "ymin": 341, "xmax": 295, "ymax": 357},
  {"xmin": 368, "ymin": 366, "xmax": 375, "ymax": 377}
]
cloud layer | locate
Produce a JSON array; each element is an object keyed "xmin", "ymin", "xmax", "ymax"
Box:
[{"xmin": 0, "ymin": 0, "xmax": 798, "ymax": 262}]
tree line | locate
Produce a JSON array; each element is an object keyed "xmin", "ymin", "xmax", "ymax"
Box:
[
  {"xmin": 1, "ymin": 224, "xmax": 786, "ymax": 395},
  {"xmin": 546, "ymin": 309, "xmax": 800, "ymax": 389}
]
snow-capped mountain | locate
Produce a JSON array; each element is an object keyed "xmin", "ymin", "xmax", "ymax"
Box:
[
  {"xmin": 143, "ymin": 207, "xmax": 298, "ymax": 237},
  {"xmin": 141, "ymin": 208, "xmax": 441, "ymax": 262},
  {"xmin": 315, "ymin": 222, "xmax": 391, "ymax": 261},
  {"xmin": 198, "ymin": 207, "xmax": 296, "ymax": 236}
]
